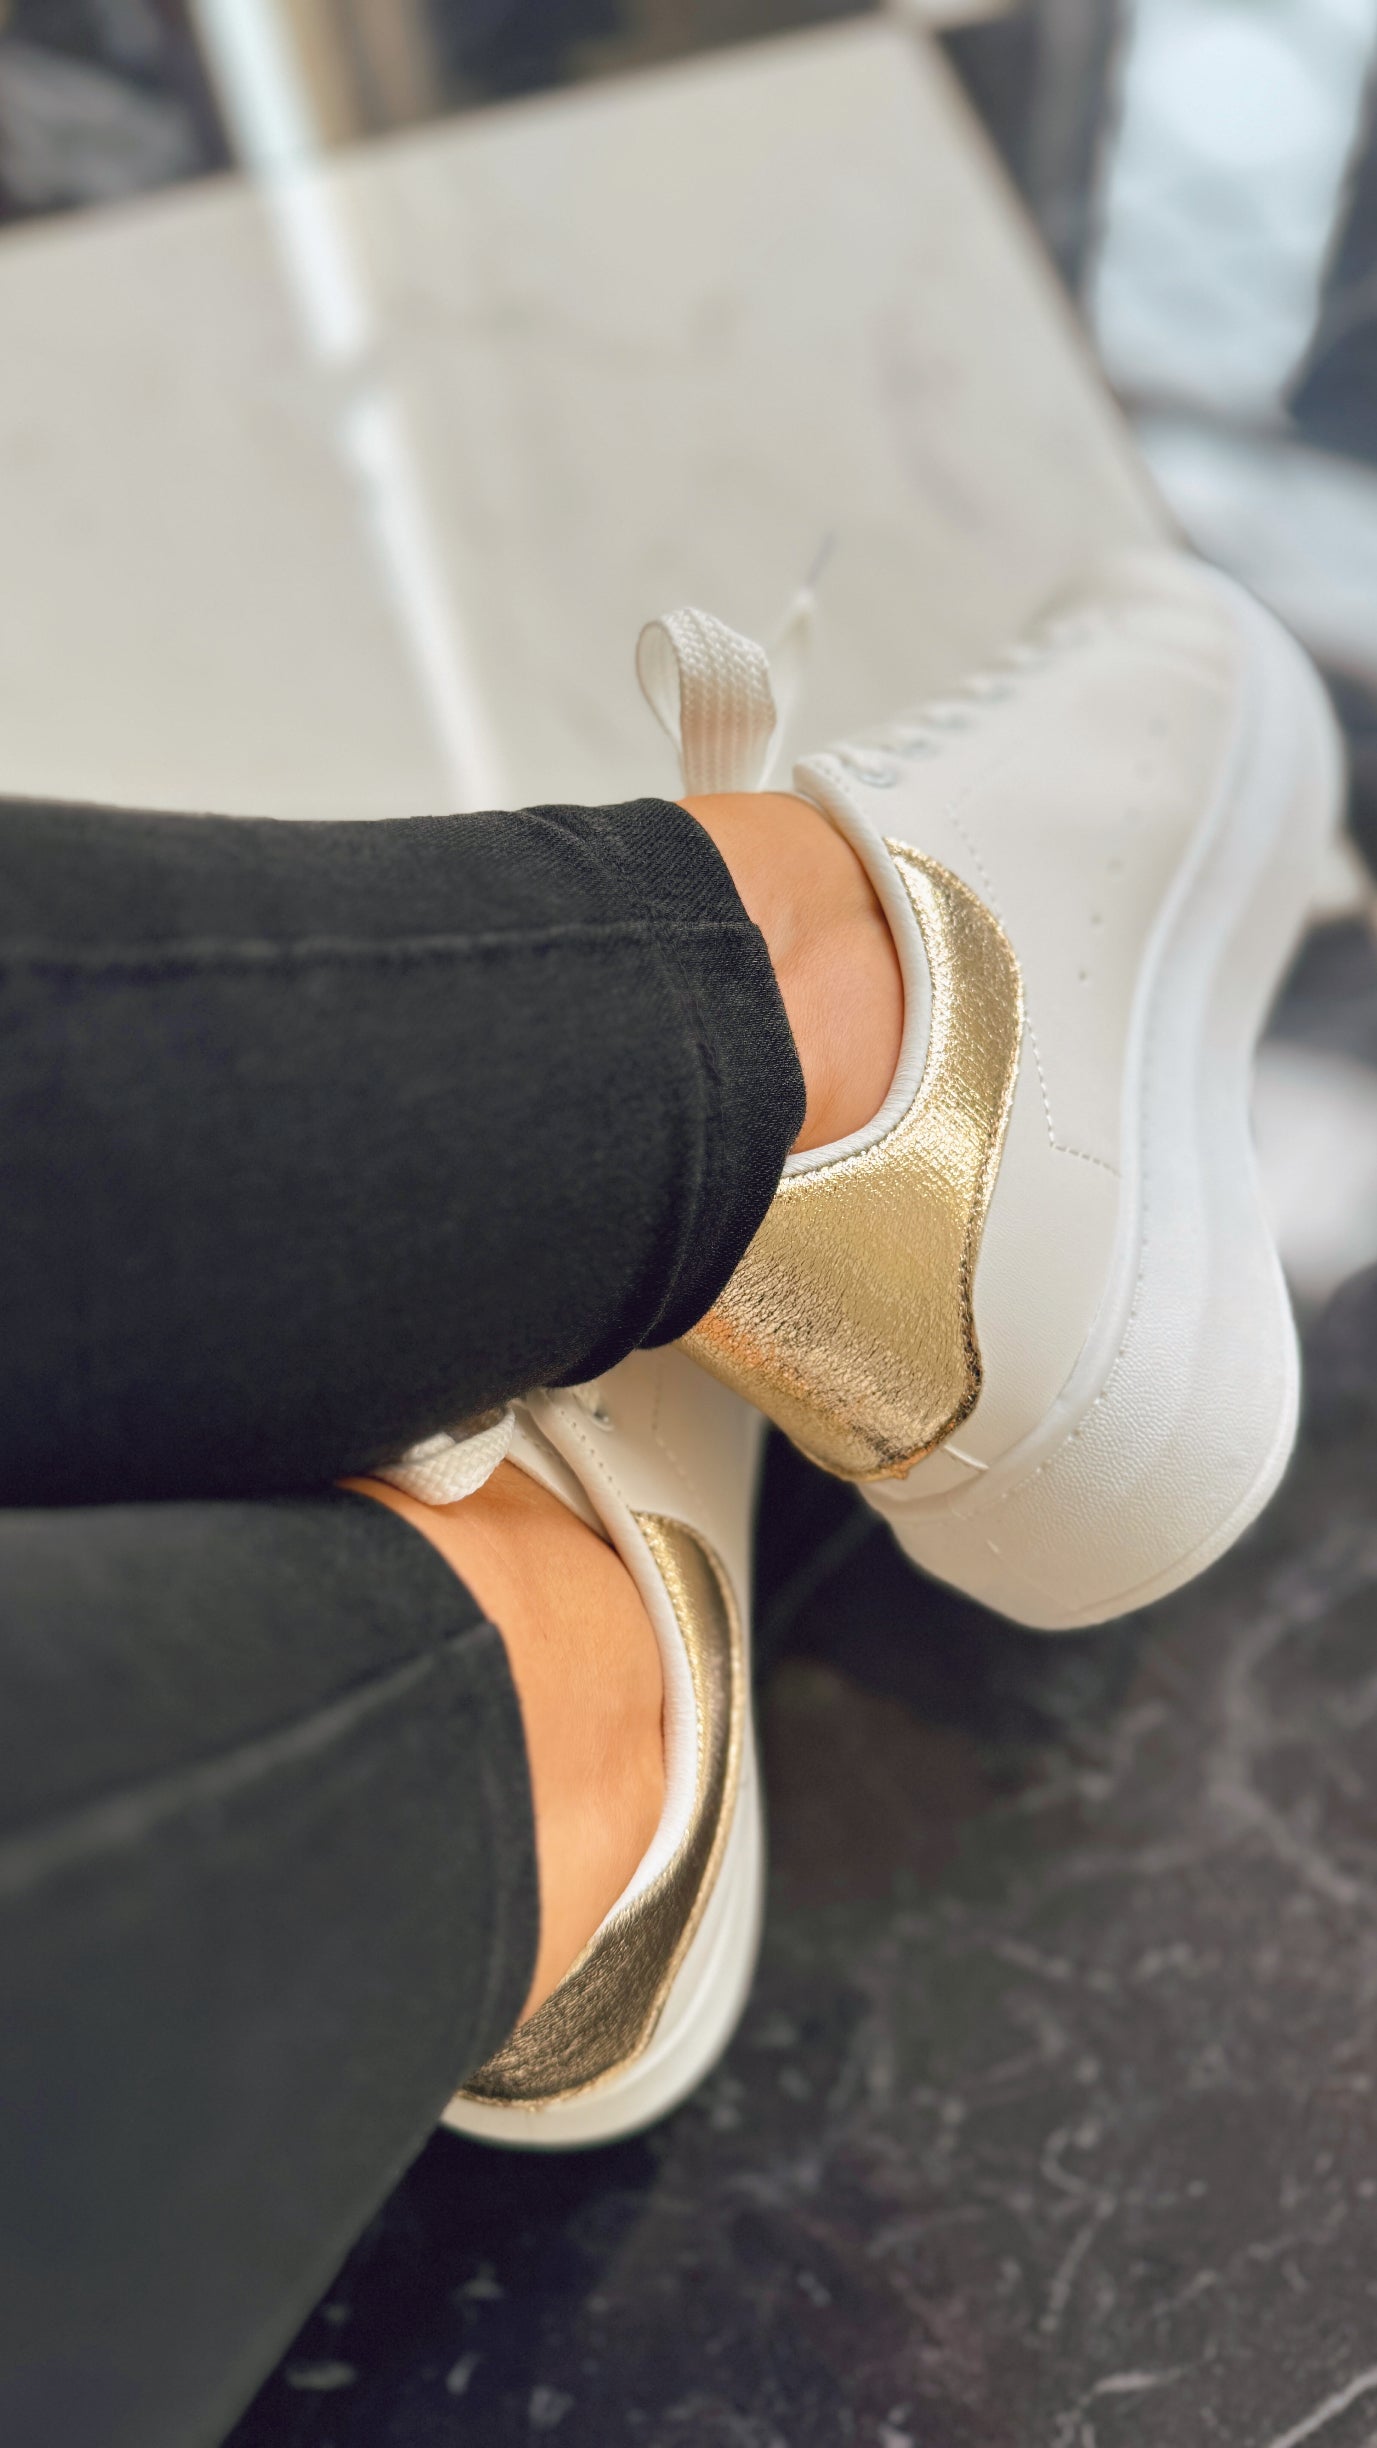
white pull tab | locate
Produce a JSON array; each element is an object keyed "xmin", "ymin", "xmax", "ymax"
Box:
[{"xmin": 636, "ymin": 607, "xmax": 780, "ymax": 795}]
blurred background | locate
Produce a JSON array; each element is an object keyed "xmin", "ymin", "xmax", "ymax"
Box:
[
  {"xmin": 4, "ymin": 0, "xmax": 1377, "ymax": 710},
  {"xmin": 5, "ymin": 7, "xmax": 1377, "ymax": 2444},
  {"xmin": 3, "ymin": 0, "xmax": 1375, "ymax": 726}
]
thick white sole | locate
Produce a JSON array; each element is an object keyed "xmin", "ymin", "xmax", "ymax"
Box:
[
  {"xmin": 442, "ymin": 1744, "xmax": 764, "ymax": 2152},
  {"xmin": 880, "ymin": 575, "xmax": 1345, "ymax": 1630}
]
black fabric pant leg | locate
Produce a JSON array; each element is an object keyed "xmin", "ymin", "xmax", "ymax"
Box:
[
  {"xmin": 0, "ymin": 789, "xmax": 802, "ymax": 2445},
  {"xmin": 0, "ymin": 1488, "xmax": 536, "ymax": 2448},
  {"xmin": 0, "ymin": 795, "xmax": 804, "ymax": 1505}
]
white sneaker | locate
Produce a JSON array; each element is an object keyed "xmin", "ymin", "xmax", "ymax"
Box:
[
  {"xmin": 382, "ymin": 1348, "xmax": 764, "ymax": 2149},
  {"xmin": 641, "ymin": 550, "xmax": 1344, "ymax": 1629}
]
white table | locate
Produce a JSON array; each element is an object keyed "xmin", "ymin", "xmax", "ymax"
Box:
[{"xmin": 0, "ymin": 16, "xmax": 1162, "ymax": 820}]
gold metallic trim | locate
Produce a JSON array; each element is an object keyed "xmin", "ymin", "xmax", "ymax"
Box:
[
  {"xmin": 681, "ymin": 848, "xmax": 1023, "ymax": 1482},
  {"xmin": 456, "ymin": 1516, "xmax": 744, "ymax": 2109}
]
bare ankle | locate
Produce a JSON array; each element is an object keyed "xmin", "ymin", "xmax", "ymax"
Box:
[
  {"xmin": 345, "ymin": 1464, "xmax": 664, "ymax": 2022},
  {"xmin": 682, "ymin": 791, "xmax": 903, "ymax": 1151}
]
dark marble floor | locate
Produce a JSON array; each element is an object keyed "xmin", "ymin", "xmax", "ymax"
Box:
[{"xmin": 229, "ymin": 921, "xmax": 1377, "ymax": 2448}]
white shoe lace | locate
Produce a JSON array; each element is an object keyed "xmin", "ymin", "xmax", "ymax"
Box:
[
  {"xmin": 377, "ymin": 1378, "xmax": 616, "ymax": 1508},
  {"xmin": 635, "ymin": 579, "xmax": 1099, "ymax": 800},
  {"xmin": 376, "ymin": 1405, "xmax": 516, "ymax": 1505}
]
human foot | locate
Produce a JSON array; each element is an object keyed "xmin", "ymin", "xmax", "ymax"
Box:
[
  {"xmin": 682, "ymin": 789, "xmax": 902, "ymax": 1153},
  {"xmin": 360, "ymin": 1349, "xmax": 765, "ymax": 2148},
  {"xmin": 649, "ymin": 555, "xmax": 1344, "ymax": 1628},
  {"xmin": 349, "ymin": 1458, "xmax": 665, "ymax": 2025}
]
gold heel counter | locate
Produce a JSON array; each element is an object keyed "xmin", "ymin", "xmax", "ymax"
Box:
[
  {"xmin": 456, "ymin": 1518, "xmax": 744, "ymax": 2111},
  {"xmin": 681, "ymin": 849, "xmax": 1023, "ymax": 1482}
]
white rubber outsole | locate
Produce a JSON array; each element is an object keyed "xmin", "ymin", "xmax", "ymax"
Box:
[{"xmin": 880, "ymin": 574, "xmax": 1345, "ymax": 1631}]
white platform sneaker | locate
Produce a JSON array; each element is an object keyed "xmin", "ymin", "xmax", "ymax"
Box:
[
  {"xmin": 642, "ymin": 549, "xmax": 1344, "ymax": 1630},
  {"xmin": 381, "ymin": 1348, "xmax": 764, "ymax": 2149}
]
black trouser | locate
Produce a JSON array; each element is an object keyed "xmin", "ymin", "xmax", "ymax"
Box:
[{"xmin": 0, "ymin": 795, "xmax": 804, "ymax": 2448}]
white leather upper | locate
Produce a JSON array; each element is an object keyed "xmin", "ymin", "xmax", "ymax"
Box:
[{"xmin": 795, "ymin": 549, "xmax": 1247, "ymax": 1486}]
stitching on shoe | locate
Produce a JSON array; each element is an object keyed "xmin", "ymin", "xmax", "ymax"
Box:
[
  {"xmin": 962, "ymin": 651, "xmax": 1257, "ymax": 1541},
  {"xmin": 975, "ymin": 1212, "xmax": 1151, "ymax": 1545},
  {"xmin": 957, "ymin": 935, "xmax": 1164, "ymax": 1534},
  {"xmin": 966, "ymin": 1017, "xmax": 1160, "ymax": 1535},
  {"xmin": 560, "ymin": 1407, "xmax": 619, "ymax": 1503},
  {"xmin": 1023, "ymin": 1024, "xmax": 1119, "ymax": 1178},
  {"xmin": 943, "ymin": 803, "xmax": 1118, "ymax": 1178},
  {"xmin": 648, "ymin": 1359, "xmax": 709, "ymax": 1523}
]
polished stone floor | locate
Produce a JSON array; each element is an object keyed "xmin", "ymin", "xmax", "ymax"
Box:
[{"xmin": 229, "ymin": 920, "xmax": 1377, "ymax": 2448}]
